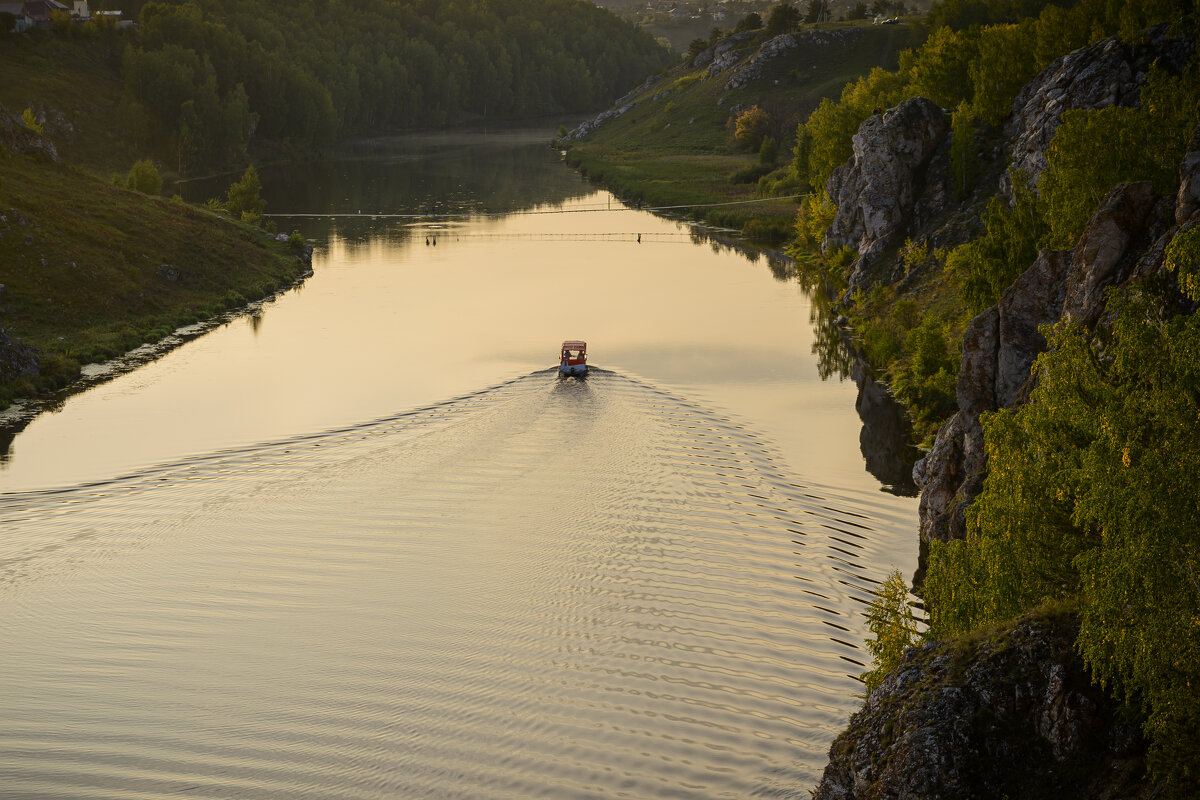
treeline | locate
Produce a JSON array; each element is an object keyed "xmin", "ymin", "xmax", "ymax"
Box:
[{"xmin": 115, "ymin": 0, "xmax": 671, "ymax": 172}]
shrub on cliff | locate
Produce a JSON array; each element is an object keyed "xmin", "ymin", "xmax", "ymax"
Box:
[
  {"xmin": 861, "ymin": 569, "xmax": 921, "ymax": 693},
  {"xmin": 924, "ymin": 289, "xmax": 1200, "ymax": 795}
]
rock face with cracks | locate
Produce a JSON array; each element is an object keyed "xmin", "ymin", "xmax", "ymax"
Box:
[
  {"xmin": 823, "ymin": 98, "xmax": 953, "ymax": 293},
  {"xmin": 910, "ymin": 26, "xmax": 1197, "ymax": 544},
  {"xmin": 810, "ymin": 611, "xmax": 1149, "ymax": 800}
]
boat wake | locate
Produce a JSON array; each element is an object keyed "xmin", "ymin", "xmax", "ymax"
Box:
[{"xmin": 0, "ymin": 369, "xmax": 913, "ymax": 799}]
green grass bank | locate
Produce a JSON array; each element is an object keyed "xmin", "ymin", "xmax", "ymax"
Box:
[{"xmin": 562, "ymin": 20, "xmax": 915, "ymax": 239}]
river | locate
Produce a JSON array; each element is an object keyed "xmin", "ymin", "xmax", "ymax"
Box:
[{"xmin": 0, "ymin": 126, "xmax": 919, "ymax": 799}]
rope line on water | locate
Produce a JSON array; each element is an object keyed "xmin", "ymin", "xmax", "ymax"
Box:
[{"xmin": 263, "ymin": 193, "xmax": 806, "ymax": 219}]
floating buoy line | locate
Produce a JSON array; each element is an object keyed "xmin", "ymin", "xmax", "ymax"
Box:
[{"xmin": 262, "ymin": 193, "xmax": 806, "ymax": 219}]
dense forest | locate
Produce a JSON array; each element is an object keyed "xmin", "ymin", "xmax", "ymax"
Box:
[{"xmin": 108, "ymin": 0, "xmax": 671, "ymax": 171}]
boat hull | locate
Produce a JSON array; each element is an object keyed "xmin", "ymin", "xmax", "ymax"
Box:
[{"xmin": 559, "ymin": 362, "xmax": 588, "ymax": 377}]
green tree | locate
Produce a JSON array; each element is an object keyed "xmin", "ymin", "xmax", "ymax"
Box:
[
  {"xmin": 969, "ymin": 19, "xmax": 1040, "ymax": 125},
  {"xmin": 226, "ymin": 165, "xmax": 265, "ymax": 224},
  {"xmin": 734, "ymin": 12, "xmax": 762, "ymax": 32},
  {"xmin": 946, "ymin": 174, "xmax": 1044, "ymax": 313},
  {"xmin": 861, "ymin": 569, "xmax": 921, "ymax": 693},
  {"xmin": 949, "ymin": 101, "xmax": 977, "ymax": 200},
  {"xmin": 804, "ymin": 0, "xmax": 830, "ymax": 24},
  {"xmin": 759, "ymin": 135, "xmax": 779, "ymax": 166},
  {"xmin": 889, "ymin": 315, "xmax": 958, "ymax": 428},
  {"xmin": 124, "ymin": 158, "xmax": 163, "ymax": 194},
  {"xmin": 733, "ymin": 105, "xmax": 770, "ymax": 151},
  {"xmin": 765, "ymin": 2, "xmax": 802, "ymax": 36},
  {"xmin": 908, "ymin": 26, "xmax": 978, "ymax": 109},
  {"xmin": 925, "ymin": 292, "xmax": 1200, "ymax": 793}
]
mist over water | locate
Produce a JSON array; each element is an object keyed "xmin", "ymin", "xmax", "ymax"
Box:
[{"xmin": 0, "ymin": 127, "xmax": 918, "ymax": 798}]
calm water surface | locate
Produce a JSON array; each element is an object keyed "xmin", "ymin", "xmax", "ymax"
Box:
[{"xmin": 0, "ymin": 127, "xmax": 918, "ymax": 798}]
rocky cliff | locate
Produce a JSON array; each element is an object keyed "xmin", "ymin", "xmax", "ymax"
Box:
[
  {"xmin": 811, "ymin": 609, "xmax": 1153, "ymax": 800},
  {"xmin": 816, "ymin": 27, "xmax": 1197, "ymax": 543},
  {"xmin": 824, "ymin": 97, "xmax": 954, "ymax": 293}
]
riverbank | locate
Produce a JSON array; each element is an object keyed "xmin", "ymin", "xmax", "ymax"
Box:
[
  {"xmin": 559, "ymin": 20, "xmax": 914, "ymax": 242},
  {"xmin": 0, "ymin": 114, "xmax": 312, "ymax": 412}
]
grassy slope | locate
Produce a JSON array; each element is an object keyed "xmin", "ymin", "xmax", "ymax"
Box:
[
  {"xmin": 564, "ymin": 21, "xmax": 914, "ymax": 233},
  {"xmin": 0, "ymin": 33, "xmax": 305, "ymax": 408},
  {"xmin": 0, "ymin": 32, "xmax": 144, "ymax": 175}
]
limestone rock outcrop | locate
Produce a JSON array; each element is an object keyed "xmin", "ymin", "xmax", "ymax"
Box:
[
  {"xmin": 1004, "ymin": 25, "xmax": 1194, "ymax": 195},
  {"xmin": 0, "ymin": 327, "xmax": 40, "ymax": 386},
  {"xmin": 696, "ymin": 32, "xmax": 756, "ymax": 74},
  {"xmin": 823, "ymin": 98, "xmax": 953, "ymax": 291},
  {"xmin": 811, "ymin": 611, "xmax": 1148, "ymax": 800},
  {"xmin": 914, "ymin": 250, "xmax": 1073, "ymax": 541},
  {"xmin": 1060, "ymin": 181, "xmax": 1162, "ymax": 326},
  {"xmin": 724, "ymin": 29, "xmax": 862, "ymax": 91},
  {"xmin": 0, "ymin": 101, "xmax": 58, "ymax": 162}
]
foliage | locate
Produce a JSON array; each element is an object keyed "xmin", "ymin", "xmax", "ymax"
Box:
[
  {"xmin": 741, "ymin": 216, "xmax": 792, "ymax": 244},
  {"xmin": 908, "ymin": 26, "xmax": 978, "ymax": 109},
  {"xmin": 846, "ymin": 2, "xmax": 870, "ymax": 21},
  {"xmin": 286, "ymin": 229, "xmax": 306, "ymax": 255},
  {"xmin": 765, "ymin": 2, "xmax": 803, "ymax": 37},
  {"xmin": 729, "ymin": 162, "xmax": 775, "ymax": 184},
  {"xmin": 732, "ymin": 105, "xmax": 770, "ymax": 151},
  {"xmin": 758, "ymin": 135, "xmax": 779, "ymax": 166},
  {"xmin": 1039, "ymin": 109, "xmax": 1160, "ymax": 248},
  {"xmin": 900, "ymin": 236, "xmax": 929, "ymax": 278},
  {"xmin": 969, "ymin": 20, "xmax": 1039, "ymax": 125},
  {"xmin": 225, "ymin": 165, "xmax": 264, "ymax": 224},
  {"xmin": 889, "ymin": 315, "xmax": 958, "ymax": 429},
  {"xmin": 948, "ymin": 101, "xmax": 977, "ymax": 200},
  {"xmin": 803, "ymin": 0, "xmax": 831, "ymax": 24},
  {"xmin": 733, "ymin": 12, "xmax": 762, "ymax": 32},
  {"xmin": 20, "ymin": 107, "xmax": 43, "ymax": 135},
  {"xmin": 1038, "ymin": 61, "xmax": 1200, "ymax": 248},
  {"xmin": 794, "ymin": 189, "xmax": 836, "ymax": 247},
  {"xmin": 946, "ymin": 174, "xmax": 1044, "ymax": 313},
  {"xmin": 792, "ymin": 0, "xmax": 1194, "ymax": 204},
  {"xmin": 861, "ymin": 569, "xmax": 921, "ymax": 693},
  {"xmin": 924, "ymin": 294, "xmax": 1200, "ymax": 793},
  {"xmin": 928, "ymin": 0, "xmax": 1065, "ymax": 31},
  {"xmin": 795, "ymin": 65, "xmax": 908, "ymax": 192},
  {"xmin": 117, "ymin": 0, "xmax": 670, "ymax": 171},
  {"xmin": 1163, "ymin": 221, "xmax": 1200, "ymax": 301},
  {"xmin": 124, "ymin": 158, "xmax": 162, "ymax": 195}
]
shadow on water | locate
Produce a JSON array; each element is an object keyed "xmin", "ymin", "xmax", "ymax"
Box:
[
  {"xmin": 179, "ymin": 123, "xmax": 596, "ymax": 247},
  {"xmin": 797, "ymin": 257, "xmax": 922, "ymax": 498}
]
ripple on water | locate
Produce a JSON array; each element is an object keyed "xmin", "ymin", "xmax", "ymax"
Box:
[{"xmin": 0, "ymin": 370, "xmax": 904, "ymax": 799}]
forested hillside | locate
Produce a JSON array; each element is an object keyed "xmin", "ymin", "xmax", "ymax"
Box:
[{"xmin": 115, "ymin": 0, "xmax": 671, "ymax": 171}]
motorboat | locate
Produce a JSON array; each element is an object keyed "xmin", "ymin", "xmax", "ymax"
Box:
[{"xmin": 559, "ymin": 340, "xmax": 588, "ymax": 377}]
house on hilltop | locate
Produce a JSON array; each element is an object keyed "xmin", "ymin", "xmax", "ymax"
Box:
[
  {"xmin": 22, "ymin": 0, "xmax": 70, "ymax": 28},
  {"xmin": 0, "ymin": 1, "xmax": 32, "ymax": 30}
]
